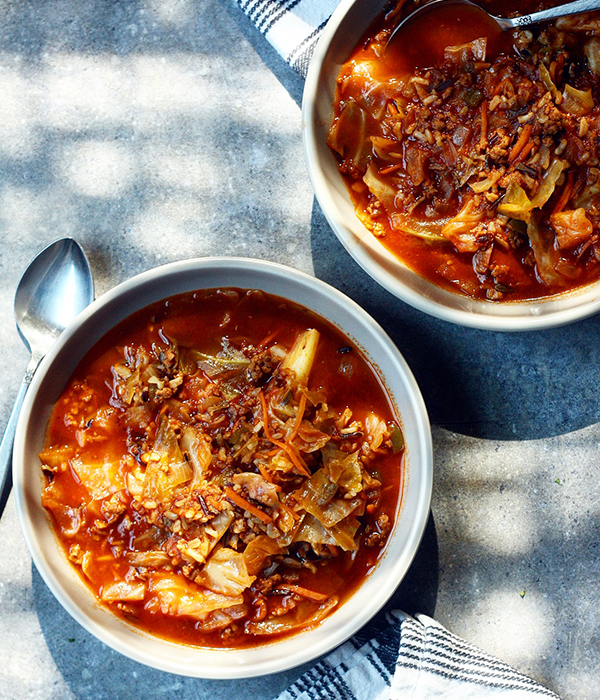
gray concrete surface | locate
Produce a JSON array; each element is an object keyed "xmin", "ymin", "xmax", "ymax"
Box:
[{"xmin": 0, "ymin": 1, "xmax": 598, "ymax": 698}]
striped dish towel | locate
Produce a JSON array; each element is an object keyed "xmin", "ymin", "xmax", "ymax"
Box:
[
  {"xmin": 276, "ymin": 610, "xmax": 561, "ymax": 699},
  {"xmin": 234, "ymin": 1, "xmax": 561, "ymax": 698},
  {"xmin": 235, "ymin": 0, "xmax": 338, "ymax": 75}
]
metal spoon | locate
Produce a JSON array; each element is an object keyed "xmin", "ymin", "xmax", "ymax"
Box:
[
  {"xmin": 0, "ymin": 238, "xmax": 94, "ymax": 516},
  {"xmin": 386, "ymin": 0, "xmax": 600, "ymax": 68}
]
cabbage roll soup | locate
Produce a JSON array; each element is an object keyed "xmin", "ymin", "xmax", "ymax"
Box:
[
  {"xmin": 328, "ymin": 0, "xmax": 600, "ymax": 300},
  {"xmin": 40, "ymin": 289, "xmax": 404, "ymax": 647}
]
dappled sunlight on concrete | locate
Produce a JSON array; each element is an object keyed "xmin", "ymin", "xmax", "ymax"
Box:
[
  {"xmin": 449, "ymin": 487, "xmax": 540, "ymax": 556},
  {"xmin": 43, "ymin": 55, "xmax": 132, "ymax": 129},
  {"xmin": 432, "ymin": 424, "xmax": 600, "ymax": 699},
  {"xmin": 58, "ymin": 140, "xmax": 136, "ymax": 198},
  {"xmin": 130, "ymin": 195, "xmax": 219, "ymax": 258},
  {"xmin": 144, "ymin": 0, "xmax": 197, "ymax": 27},
  {"xmin": 0, "ymin": 186, "xmax": 44, "ymax": 238},
  {"xmin": 461, "ymin": 587, "xmax": 553, "ymax": 668},
  {"xmin": 141, "ymin": 144, "xmax": 221, "ymax": 194},
  {"xmin": 0, "ymin": 64, "xmax": 38, "ymax": 158}
]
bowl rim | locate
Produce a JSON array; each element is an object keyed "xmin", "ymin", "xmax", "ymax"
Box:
[
  {"xmin": 301, "ymin": 0, "xmax": 600, "ymax": 331},
  {"xmin": 13, "ymin": 256, "xmax": 433, "ymax": 678}
]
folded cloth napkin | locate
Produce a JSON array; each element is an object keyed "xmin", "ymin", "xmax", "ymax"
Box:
[
  {"xmin": 234, "ymin": 0, "xmax": 337, "ymax": 76},
  {"xmin": 275, "ymin": 610, "xmax": 561, "ymax": 699},
  {"xmin": 233, "ymin": 2, "xmax": 562, "ymax": 698}
]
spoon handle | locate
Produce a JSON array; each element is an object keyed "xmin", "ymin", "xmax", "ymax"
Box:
[
  {"xmin": 0, "ymin": 375, "xmax": 32, "ymax": 517},
  {"xmin": 501, "ymin": 0, "xmax": 600, "ymax": 29}
]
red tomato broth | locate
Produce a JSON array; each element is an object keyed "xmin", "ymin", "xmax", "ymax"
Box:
[
  {"xmin": 40, "ymin": 289, "xmax": 403, "ymax": 648},
  {"xmin": 329, "ymin": 0, "xmax": 600, "ymax": 301}
]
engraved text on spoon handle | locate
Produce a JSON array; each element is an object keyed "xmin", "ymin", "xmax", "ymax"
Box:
[{"xmin": 506, "ymin": 0, "xmax": 600, "ymax": 28}]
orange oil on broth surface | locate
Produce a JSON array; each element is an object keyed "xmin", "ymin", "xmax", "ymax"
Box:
[{"xmin": 40, "ymin": 289, "xmax": 404, "ymax": 647}]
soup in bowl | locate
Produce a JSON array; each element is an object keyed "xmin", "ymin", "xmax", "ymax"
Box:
[
  {"xmin": 303, "ymin": 0, "xmax": 600, "ymax": 329},
  {"xmin": 14, "ymin": 257, "xmax": 432, "ymax": 677}
]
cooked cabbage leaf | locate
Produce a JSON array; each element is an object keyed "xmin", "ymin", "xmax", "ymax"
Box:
[
  {"xmin": 195, "ymin": 547, "xmax": 256, "ymax": 596},
  {"xmin": 149, "ymin": 574, "xmax": 243, "ymax": 620}
]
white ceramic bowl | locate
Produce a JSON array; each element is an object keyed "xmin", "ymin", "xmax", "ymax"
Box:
[
  {"xmin": 14, "ymin": 257, "xmax": 432, "ymax": 678},
  {"xmin": 302, "ymin": 0, "xmax": 600, "ymax": 331}
]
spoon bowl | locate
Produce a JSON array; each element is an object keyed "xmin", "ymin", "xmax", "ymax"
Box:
[
  {"xmin": 15, "ymin": 239, "xmax": 94, "ymax": 362},
  {"xmin": 386, "ymin": 0, "xmax": 600, "ymax": 69},
  {"xmin": 0, "ymin": 238, "xmax": 94, "ymax": 515}
]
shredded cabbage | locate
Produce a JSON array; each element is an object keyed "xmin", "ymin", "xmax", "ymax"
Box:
[
  {"xmin": 71, "ymin": 455, "xmax": 124, "ymax": 500},
  {"xmin": 562, "ymin": 84, "xmax": 594, "ymax": 116},
  {"xmin": 142, "ymin": 416, "xmax": 192, "ymax": 500},
  {"xmin": 243, "ymin": 535, "xmax": 282, "ymax": 576},
  {"xmin": 245, "ymin": 597, "xmax": 339, "ymax": 636},
  {"xmin": 326, "ymin": 100, "xmax": 370, "ymax": 170},
  {"xmin": 527, "ymin": 214, "xmax": 563, "ymax": 286},
  {"xmin": 101, "ymin": 581, "xmax": 146, "ymax": 603},
  {"xmin": 127, "ymin": 551, "xmax": 171, "ymax": 567},
  {"xmin": 441, "ymin": 200, "xmax": 484, "ymax": 252},
  {"xmin": 179, "ymin": 425, "xmax": 212, "ymax": 489},
  {"xmin": 363, "ymin": 162, "xmax": 397, "ymax": 211},
  {"xmin": 390, "ymin": 213, "xmax": 448, "ymax": 242},
  {"xmin": 551, "ymin": 208, "xmax": 593, "ymax": 249},
  {"xmin": 280, "ymin": 330, "xmax": 320, "ymax": 388},
  {"xmin": 149, "ymin": 574, "xmax": 243, "ymax": 620},
  {"xmin": 195, "ymin": 547, "xmax": 256, "ymax": 596},
  {"xmin": 498, "ymin": 160, "xmax": 568, "ymax": 222},
  {"xmin": 323, "ymin": 446, "xmax": 362, "ymax": 498}
]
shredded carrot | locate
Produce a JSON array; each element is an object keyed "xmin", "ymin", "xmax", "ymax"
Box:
[
  {"xmin": 257, "ymin": 464, "xmax": 281, "ymax": 490},
  {"xmin": 479, "ymin": 101, "xmax": 488, "ymax": 150},
  {"xmin": 224, "ymin": 486, "xmax": 273, "ymax": 525},
  {"xmin": 555, "ymin": 53, "xmax": 565, "ymax": 88},
  {"xmin": 552, "ymin": 171, "xmax": 574, "ymax": 214},
  {"xmin": 289, "ymin": 392, "xmax": 307, "ymax": 442},
  {"xmin": 509, "ymin": 124, "xmax": 533, "ymax": 163},
  {"xmin": 514, "ymin": 139, "xmax": 535, "ymax": 164},
  {"xmin": 278, "ymin": 499, "xmax": 300, "ymax": 521},
  {"xmin": 259, "ymin": 389, "xmax": 277, "ymax": 443},
  {"xmin": 280, "ymin": 584, "xmax": 328, "ymax": 602},
  {"xmin": 259, "ymin": 390, "xmax": 311, "ymax": 477},
  {"xmin": 282, "ymin": 441, "xmax": 311, "ymax": 478},
  {"xmin": 379, "ymin": 163, "xmax": 402, "ymax": 175},
  {"xmin": 257, "ymin": 330, "xmax": 278, "ymax": 349}
]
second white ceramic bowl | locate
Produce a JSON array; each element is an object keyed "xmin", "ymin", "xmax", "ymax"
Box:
[
  {"xmin": 14, "ymin": 257, "xmax": 432, "ymax": 678},
  {"xmin": 302, "ymin": 0, "xmax": 600, "ymax": 331}
]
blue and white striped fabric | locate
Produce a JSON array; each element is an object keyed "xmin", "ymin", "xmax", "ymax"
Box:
[
  {"xmin": 276, "ymin": 611, "xmax": 561, "ymax": 700},
  {"xmin": 233, "ymin": 1, "xmax": 562, "ymax": 697},
  {"xmin": 234, "ymin": 0, "xmax": 338, "ymax": 75}
]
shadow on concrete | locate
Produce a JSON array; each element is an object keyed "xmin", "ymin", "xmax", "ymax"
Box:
[{"xmin": 221, "ymin": 0, "xmax": 304, "ymax": 109}]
